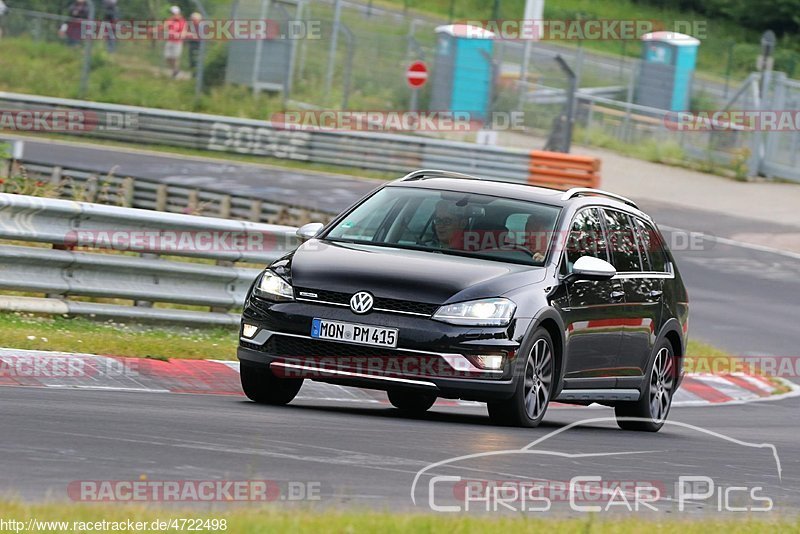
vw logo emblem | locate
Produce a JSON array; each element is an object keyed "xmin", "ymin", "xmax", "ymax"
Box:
[{"xmin": 350, "ymin": 291, "xmax": 374, "ymax": 314}]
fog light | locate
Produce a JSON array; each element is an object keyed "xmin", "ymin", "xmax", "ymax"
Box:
[
  {"xmin": 242, "ymin": 324, "xmax": 258, "ymax": 338},
  {"xmin": 475, "ymin": 354, "xmax": 504, "ymax": 370}
]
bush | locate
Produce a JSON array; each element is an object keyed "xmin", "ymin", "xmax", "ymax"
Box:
[{"xmin": 202, "ymin": 43, "xmax": 228, "ymax": 90}]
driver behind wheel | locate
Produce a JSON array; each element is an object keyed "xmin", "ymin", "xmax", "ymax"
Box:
[
  {"xmin": 427, "ymin": 200, "xmax": 468, "ymax": 249},
  {"xmin": 525, "ymin": 213, "xmax": 551, "ymax": 262}
]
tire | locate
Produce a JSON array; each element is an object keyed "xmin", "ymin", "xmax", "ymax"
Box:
[
  {"xmin": 615, "ymin": 341, "xmax": 676, "ymax": 432},
  {"xmin": 487, "ymin": 328, "xmax": 555, "ymax": 428},
  {"xmin": 240, "ymin": 362, "xmax": 303, "ymax": 405},
  {"xmin": 387, "ymin": 389, "xmax": 437, "ymax": 413}
]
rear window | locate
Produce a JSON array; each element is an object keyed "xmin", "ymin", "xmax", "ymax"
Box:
[
  {"xmin": 602, "ymin": 209, "xmax": 643, "ymax": 272},
  {"xmin": 634, "ymin": 217, "xmax": 669, "ymax": 273}
]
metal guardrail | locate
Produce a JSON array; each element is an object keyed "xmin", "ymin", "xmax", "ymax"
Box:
[
  {"xmin": 0, "ymin": 193, "xmax": 301, "ymax": 325},
  {"xmin": 15, "ymin": 160, "xmax": 338, "ymax": 224},
  {"xmin": 0, "ymin": 91, "xmax": 533, "ymax": 183}
]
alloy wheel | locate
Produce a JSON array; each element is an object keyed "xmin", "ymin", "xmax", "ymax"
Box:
[{"xmin": 523, "ymin": 338, "xmax": 553, "ymax": 421}]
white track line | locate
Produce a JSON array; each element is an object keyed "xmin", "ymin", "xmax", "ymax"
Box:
[{"xmin": 660, "ymin": 224, "xmax": 800, "ymax": 261}]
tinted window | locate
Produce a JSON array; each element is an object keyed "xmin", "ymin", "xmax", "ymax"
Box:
[
  {"xmin": 602, "ymin": 209, "xmax": 642, "ymax": 272},
  {"xmin": 634, "ymin": 217, "xmax": 668, "ymax": 272},
  {"xmin": 565, "ymin": 208, "xmax": 608, "ymax": 271}
]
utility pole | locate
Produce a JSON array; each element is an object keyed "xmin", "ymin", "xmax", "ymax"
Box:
[
  {"xmin": 520, "ymin": 0, "xmax": 544, "ymax": 84},
  {"xmin": 79, "ymin": 0, "xmax": 96, "ymax": 98},
  {"xmin": 324, "ymin": 0, "xmax": 342, "ymax": 96},
  {"xmin": 192, "ymin": 0, "xmax": 208, "ymax": 102}
]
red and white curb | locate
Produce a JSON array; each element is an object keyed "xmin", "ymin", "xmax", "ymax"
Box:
[{"xmin": 0, "ymin": 348, "xmax": 797, "ymax": 409}]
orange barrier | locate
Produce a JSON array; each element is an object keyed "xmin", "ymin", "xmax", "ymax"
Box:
[{"xmin": 528, "ymin": 150, "xmax": 601, "ymax": 190}]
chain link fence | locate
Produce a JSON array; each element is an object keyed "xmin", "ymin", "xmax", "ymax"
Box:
[{"xmin": 1, "ymin": 1, "xmax": 798, "ymax": 181}]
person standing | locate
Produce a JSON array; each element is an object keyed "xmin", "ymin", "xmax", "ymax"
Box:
[
  {"xmin": 164, "ymin": 5, "xmax": 187, "ymax": 78},
  {"xmin": 186, "ymin": 12, "xmax": 203, "ymax": 73},
  {"xmin": 64, "ymin": 0, "xmax": 90, "ymax": 46},
  {"xmin": 101, "ymin": 0, "xmax": 119, "ymax": 53},
  {"xmin": 0, "ymin": 0, "xmax": 8, "ymax": 40}
]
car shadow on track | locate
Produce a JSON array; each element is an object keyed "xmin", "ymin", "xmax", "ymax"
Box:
[{"xmin": 233, "ymin": 399, "xmax": 623, "ymax": 434}]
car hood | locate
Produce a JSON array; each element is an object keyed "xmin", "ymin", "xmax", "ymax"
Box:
[{"xmin": 286, "ymin": 239, "xmax": 547, "ymax": 304}]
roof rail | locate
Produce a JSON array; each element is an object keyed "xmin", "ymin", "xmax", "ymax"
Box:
[
  {"xmin": 561, "ymin": 187, "xmax": 638, "ymax": 209},
  {"xmin": 399, "ymin": 169, "xmax": 483, "ymax": 182}
]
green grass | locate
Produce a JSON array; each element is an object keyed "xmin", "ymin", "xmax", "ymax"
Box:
[
  {"xmin": 0, "ymin": 38, "xmax": 285, "ymax": 118},
  {"xmin": 0, "ymin": 312, "xmax": 237, "ymax": 360},
  {"xmin": 0, "ymin": 500, "xmax": 797, "ymax": 533},
  {"xmin": 685, "ymin": 339, "xmax": 740, "ymax": 374},
  {"xmin": 0, "ymin": 309, "xmax": 753, "ymax": 371},
  {"xmin": 573, "ymin": 124, "xmax": 752, "ymax": 180}
]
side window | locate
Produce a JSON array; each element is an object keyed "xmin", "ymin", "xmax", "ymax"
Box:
[
  {"xmin": 634, "ymin": 217, "xmax": 668, "ymax": 272},
  {"xmin": 602, "ymin": 209, "xmax": 643, "ymax": 272},
  {"xmin": 565, "ymin": 208, "xmax": 608, "ymax": 271}
]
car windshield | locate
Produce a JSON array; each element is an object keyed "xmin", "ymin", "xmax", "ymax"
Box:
[{"xmin": 324, "ymin": 186, "xmax": 561, "ymax": 266}]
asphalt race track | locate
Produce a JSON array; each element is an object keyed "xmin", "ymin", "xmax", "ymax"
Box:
[
  {"xmin": 2, "ymin": 137, "xmax": 800, "ymax": 515},
  {"xmin": 1, "ymin": 386, "xmax": 797, "ymax": 513}
]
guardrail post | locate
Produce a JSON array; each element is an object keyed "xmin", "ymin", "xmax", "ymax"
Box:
[
  {"xmin": 155, "ymin": 185, "xmax": 168, "ymax": 211},
  {"xmin": 49, "ymin": 166, "xmax": 63, "ymax": 187},
  {"xmin": 134, "ymin": 252, "xmax": 157, "ymax": 308},
  {"xmin": 187, "ymin": 190, "xmax": 199, "ymax": 214},
  {"xmin": 249, "ymin": 199, "xmax": 263, "ymax": 222},
  {"xmin": 219, "ymin": 195, "xmax": 232, "ymax": 218},
  {"xmin": 211, "ymin": 258, "xmax": 235, "ymax": 314},
  {"xmin": 120, "ymin": 177, "xmax": 134, "ymax": 207},
  {"xmin": 84, "ymin": 176, "xmax": 99, "ymax": 203},
  {"xmin": 0, "ymin": 141, "xmax": 10, "ymax": 179}
]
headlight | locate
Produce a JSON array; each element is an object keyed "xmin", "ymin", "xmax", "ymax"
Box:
[
  {"xmin": 433, "ymin": 298, "xmax": 516, "ymax": 326},
  {"xmin": 254, "ymin": 270, "xmax": 294, "ymax": 301}
]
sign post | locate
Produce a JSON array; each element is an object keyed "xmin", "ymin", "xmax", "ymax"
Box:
[{"xmin": 406, "ymin": 60, "xmax": 428, "ymax": 112}]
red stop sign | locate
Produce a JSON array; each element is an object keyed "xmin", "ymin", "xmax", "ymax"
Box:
[{"xmin": 405, "ymin": 61, "xmax": 428, "ymax": 89}]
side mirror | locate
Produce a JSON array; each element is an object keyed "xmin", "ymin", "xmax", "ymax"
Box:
[
  {"xmin": 296, "ymin": 222, "xmax": 324, "ymax": 242},
  {"xmin": 564, "ymin": 256, "xmax": 616, "ymax": 283}
]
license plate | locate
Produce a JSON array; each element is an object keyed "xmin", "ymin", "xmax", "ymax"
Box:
[{"xmin": 311, "ymin": 318, "xmax": 398, "ymax": 348}]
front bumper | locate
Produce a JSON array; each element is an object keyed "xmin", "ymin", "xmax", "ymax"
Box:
[{"xmin": 237, "ymin": 296, "xmax": 533, "ymax": 402}]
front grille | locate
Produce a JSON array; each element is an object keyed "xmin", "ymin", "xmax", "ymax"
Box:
[
  {"xmin": 294, "ymin": 287, "xmax": 439, "ymax": 316},
  {"xmin": 243, "ymin": 335, "xmax": 499, "ymax": 379},
  {"xmin": 239, "ymin": 340, "xmax": 262, "ymax": 351}
]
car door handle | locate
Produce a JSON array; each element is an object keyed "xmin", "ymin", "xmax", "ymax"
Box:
[
  {"xmin": 648, "ymin": 290, "xmax": 663, "ymax": 299},
  {"xmin": 610, "ymin": 290, "xmax": 625, "ymax": 300}
]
